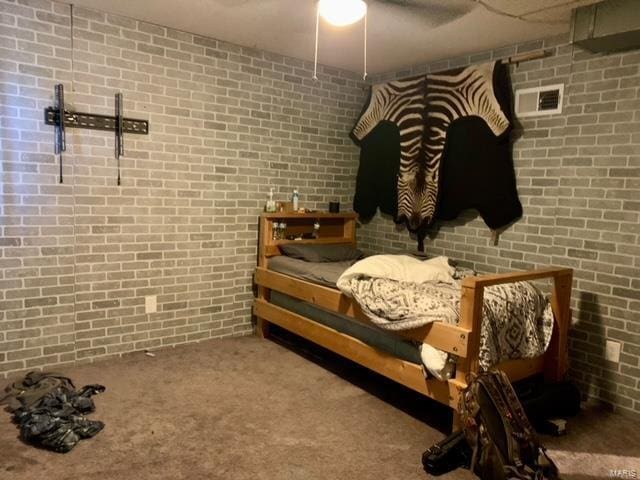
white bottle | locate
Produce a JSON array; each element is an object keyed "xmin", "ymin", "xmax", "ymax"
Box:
[
  {"xmin": 266, "ymin": 188, "xmax": 276, "ymax": 213},
  {"xmin": 292, "ymin": 188, "xmax": 299, "ymax": 212}
]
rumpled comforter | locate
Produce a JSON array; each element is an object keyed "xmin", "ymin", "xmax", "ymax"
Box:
[{"xmin": 337, "ymin": 255, "xmax": 554, "ymax": 379}]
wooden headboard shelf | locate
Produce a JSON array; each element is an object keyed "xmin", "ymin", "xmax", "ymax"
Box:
[
  {"xmin": 261, "ymin": 212, "xmax": 358, "ymax": 219},
  {"xmin": 258, "ymin": 212, "xmax": 357, "ymax": 267}
]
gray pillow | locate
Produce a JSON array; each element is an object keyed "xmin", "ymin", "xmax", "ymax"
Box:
[{"xmin": 280, "ymin": 244, "xmax": 364, "ymax": 262}]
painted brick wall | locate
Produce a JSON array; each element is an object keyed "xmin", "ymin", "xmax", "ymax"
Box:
[
  {"xmin": 357, "ymin": 36, "xmax": 640, "ymax": 416},
  {"xmin": 0, "ymin": 0, "xmax": 365, "ymax": 375},
  {"xmin": 2, "ymin": 0, "xmax": 638, "ymax": 418}
]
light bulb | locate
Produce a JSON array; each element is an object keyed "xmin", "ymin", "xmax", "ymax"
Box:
[{"xmin": 318, "ymin": 0, "xmax": 367, "ymax": 27}]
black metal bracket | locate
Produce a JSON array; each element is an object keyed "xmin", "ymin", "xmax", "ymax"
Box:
[
  {"xmin": 115, "ymin": 92, "xmax": 124, "ymax": 186},
  {"xmin": 44, "ymin": 84, "xmax": 149, "ymax": 185},
  {"xmin": 54, "ymin": 84, "xmax": 65, "ymax": 183},
  {"xmin": 44, "ymin": 108, "xmax": 149, "ymax": 135}
]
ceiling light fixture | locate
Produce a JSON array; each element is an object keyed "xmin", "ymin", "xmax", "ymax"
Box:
[
  {"xmin": 318, "ymin": 0, "xmax": 367, "ymax": 26},
  {"xmin": 313, "ymin": 0, "xmax": 368, "ymax": 81}
]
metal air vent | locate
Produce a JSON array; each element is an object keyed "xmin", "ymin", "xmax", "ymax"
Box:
[{"xmin": 515, "ymin": 84, "xmax": 564, "ymax": 118}]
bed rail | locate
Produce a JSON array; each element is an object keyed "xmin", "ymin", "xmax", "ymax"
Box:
[
  {"xmin": 253, "ymin": 297, "xmax": 461, "ymax": 408},
  {"xmin": 254, "ymin": 267, "xmax": 470, "ymax": 357},
  {"xmin": 461, "ymin": 267, "xmax": 573, "ymax": 288}
]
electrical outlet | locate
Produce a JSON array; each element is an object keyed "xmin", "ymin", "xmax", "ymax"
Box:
[
  {"xmin": 605, "ymin": 340, "xmax": 621, "ymax": 363},
  {"xmin": 145, "ymin": 295, "xmax": 157, "ymax": 314}
]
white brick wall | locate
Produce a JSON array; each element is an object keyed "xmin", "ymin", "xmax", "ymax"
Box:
[
  {"xmin": 0, "ymin": 0, "xmax": 365, "ymax": 373},
  {"xmin": 359, "ymin": 36, "xmax": 640, "ymax": 416}
]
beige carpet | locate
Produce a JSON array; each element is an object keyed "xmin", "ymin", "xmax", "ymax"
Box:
[{"xmin": 1, "ymin": 334, "xmax": 639, "ymax": 480}]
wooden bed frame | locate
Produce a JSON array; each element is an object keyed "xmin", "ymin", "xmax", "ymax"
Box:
[{"xmin": 253, "ymin": 212, "xmax": 573, "ymax": 428}]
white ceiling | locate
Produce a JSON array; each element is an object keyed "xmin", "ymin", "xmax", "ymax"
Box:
[{"xmin": 69, "ymin": 0, "xmax": 601, "ymax": 74}]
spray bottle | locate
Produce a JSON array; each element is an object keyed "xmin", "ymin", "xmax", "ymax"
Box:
[
  {"xmin": 292, "ymin": 188, "xmax": 299, "ymax": 212},
  {"xmin": 266, "ymin": 188, "xmax": 276, "ymax": 213}
]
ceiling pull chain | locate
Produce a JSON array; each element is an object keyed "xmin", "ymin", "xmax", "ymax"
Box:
[
  {"xmin": 363, "ymin": 10, "xmax": 367, "ymax": 81},
  {"xmin": 313, "ymin": 3, "xmax": 320, "ymax": 81}
]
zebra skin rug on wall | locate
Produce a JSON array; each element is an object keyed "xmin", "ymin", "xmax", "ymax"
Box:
[{"xmin": 351, "ymin": 61, "xmax": 522, "ymax": 248}]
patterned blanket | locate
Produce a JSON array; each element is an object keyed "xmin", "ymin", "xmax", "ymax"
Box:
[{"xmin": 342, "ymin": 271, "xmax": 554, "ymax": 372}]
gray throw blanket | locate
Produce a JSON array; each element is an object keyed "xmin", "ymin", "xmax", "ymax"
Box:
[{"xmin": 343, "ymin": 274, "xmax": 554, "ymax": 371}]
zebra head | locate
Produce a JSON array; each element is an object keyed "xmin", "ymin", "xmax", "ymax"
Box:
[{"xmin": 397, "ymin": 158, "xmax": 439, "ymax": 231}]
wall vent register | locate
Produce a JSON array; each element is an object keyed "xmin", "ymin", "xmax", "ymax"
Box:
[{"xmin": 514, "ymin": 84, "xmax": 564, "ymax": 118}]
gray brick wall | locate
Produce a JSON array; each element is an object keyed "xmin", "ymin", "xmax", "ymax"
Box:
[
  {"xmin": 2, "ymin": 0, "xmax": 638, "ymax": 418},
  {"xmin": 1, "ymin": 0, "xmax": 365, "ymax": 374},
  {"xmin": 358, "ymin": 36, "xmax": 640, "ymax": 416}
]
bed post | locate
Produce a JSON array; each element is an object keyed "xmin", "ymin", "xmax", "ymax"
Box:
[
  {"xmin": 544, "ymin": 270, "xmax": 573, "ymax": 382},
  {"xmin": 256, "ymin": 215, "xmax": 271, "ymax": 338},
  {"xmin": 344, "ymin": 216, "xmax": 357, "ymax": 247},
  {"xmin": 451, "ymin": 280, "xmax": 484, "ymax": 430},
  {"xmin": 256, "ymin": 292, "xmax": 270, "ymax": 338}
]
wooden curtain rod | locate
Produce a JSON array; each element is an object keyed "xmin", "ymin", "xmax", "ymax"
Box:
[
  {"xmin": 366, "ymin": 49, "xmax": 551, "ymax": 86},
  {"xmin": 500, "ymin": 49, "xmax": 551, "ymax": 65}
]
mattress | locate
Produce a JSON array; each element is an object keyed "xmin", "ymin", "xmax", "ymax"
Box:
[
  {"xmin": 268, "ymin": 255, "xmax": 354, "ymax": 288},
  {"xmin": 269, "ymin": 291, "xmax": 422, "ymax": 365},
  {"xmin": 267, "ymin": 256, "xmax": 423, "ymax": 366}
]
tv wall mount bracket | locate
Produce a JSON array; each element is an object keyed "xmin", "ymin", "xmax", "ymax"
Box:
[{"xmin": 44, "ymin": 83, "xmax": 149, "ymax": 184}]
